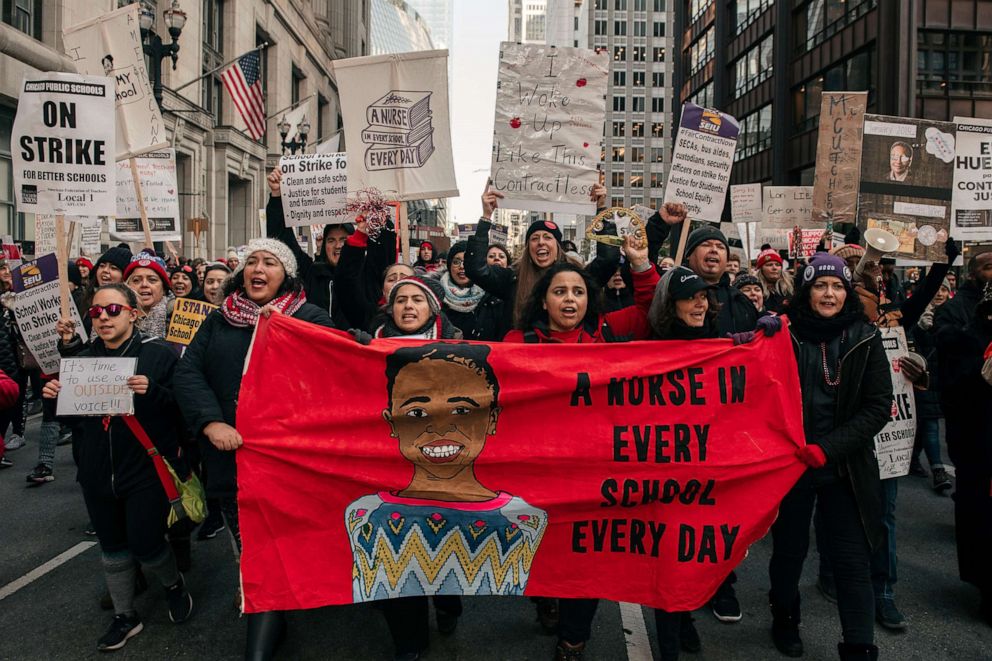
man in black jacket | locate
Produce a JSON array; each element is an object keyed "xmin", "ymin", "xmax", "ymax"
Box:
[{"xmin": 932, "ymin": 251, "xmax": 992, "ymax": 624}]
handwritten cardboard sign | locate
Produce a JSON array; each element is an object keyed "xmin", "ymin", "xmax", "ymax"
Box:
[
  {"xmin": 490, "ymin": 43, "xmax": 609, "ymax": 214},
  {"xmin": 760, "ymin": 186, "xmax": 814, "ymax": 249},
  {"xmin": 278, "ymin": 153, "xmax": 349, "ymax": 227},
  {"xmin": 56, "ymin": 357, "xmax": 136, "ymax": 416},
  {"xmin": 664, "ymin": 103, "xmax": 739, "ymax": 222},
  {"xmin": 730, "ymin": 183, "xmax": 762, "ymax": 224},
  {"xmin": 811, "ymin": 92, "xmax": 867, "ymax": 225},
  {"xmin": 166, "ymin": 297, "xmax": 218, "ymax": 346},
  {"xmin": 112, "ymin": 149, "xmax": 180, "ymax": 241}
]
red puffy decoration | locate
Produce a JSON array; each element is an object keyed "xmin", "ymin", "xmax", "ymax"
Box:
[
  {"xmin": 237, "ymin": 316, "xmax": 807, "ymax": 613},
  {"xmin": 576, "ymin": 78, "xmax": 587, "ymax": 87}
]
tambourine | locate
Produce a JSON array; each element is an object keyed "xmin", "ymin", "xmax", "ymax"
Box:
[{"xmin": 586, "ymin": 207, "xmax": 646, "ymax": 247}]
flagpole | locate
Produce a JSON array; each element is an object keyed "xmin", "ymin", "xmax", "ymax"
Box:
[
  {"xmin": 264, "ymin": 94, "xmax": 317, "ymax": 121},
  {"xmin": 173, "ymin": 42, "xmax": 270, "ymax": 94}
]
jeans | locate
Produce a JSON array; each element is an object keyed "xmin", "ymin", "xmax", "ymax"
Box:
[
  {"xmin": 37, "ymin": 396, "xmax": 58, "ymax": 469},
  {"xmin": 914, "ymin": 417, "xmax": 944, "ymax": 469},
  {"xmin": 770, "ymin": 472, "xmax": 874, "ymax": 645}
]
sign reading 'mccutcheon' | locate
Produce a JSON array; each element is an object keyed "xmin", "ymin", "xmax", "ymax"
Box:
[{"xmin": 237, "ymin": 315, "xmax": 807, "ymax": 614}]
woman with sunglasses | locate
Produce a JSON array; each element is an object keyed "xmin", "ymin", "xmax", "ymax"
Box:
[
  {"xmin": 43, "ymin": 284, "xmax": 194, "ymax": 652},
  {"xmin": 173, "ymin": 238, "xmax": 335, "ymax": 660}
]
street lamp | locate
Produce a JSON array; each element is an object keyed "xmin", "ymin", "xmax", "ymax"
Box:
[
  {"xmin": 139, "ymin": 0, "xmax": 187, "ymax": 109},
  {"xmin": 279, "ymin": 115, "xmax": 311, "ymax": 155}
]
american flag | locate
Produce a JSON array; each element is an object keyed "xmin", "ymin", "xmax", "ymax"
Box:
[{"xmin": 221, "ymin": 52, "xmax": 265, "ymax": 140}]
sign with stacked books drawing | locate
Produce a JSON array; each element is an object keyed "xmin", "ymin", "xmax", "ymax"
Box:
[
  {"xmin": 951, "ymin": 116, "xmax": 992, "ymax": 241},
  {"xmin": 333, "ymin": 50, "xmax": 458, "ymax": 201},
  {"xmin": 62, "ymin": 4, "xmax": 168, "ymax": 159},
  {"xmin": 857, "ymin": 115, "xmax": 956, "ymax": 263},
  {"xmin": 489, "ymin": 43, "xmax": 609, "ymax": 214}
]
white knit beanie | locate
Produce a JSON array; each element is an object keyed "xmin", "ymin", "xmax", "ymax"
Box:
[{"xmin": 237, "ymin": 238, "xmax": 298, "ymax": 278}]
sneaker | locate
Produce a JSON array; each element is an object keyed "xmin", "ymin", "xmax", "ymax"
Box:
[
  {"xmin": 26, "ymin": 399, "xmax": 42, "ymax": 416},
  {"xmin": 4, "ymin": 434, "xmax": 25, "ymax": 451},
  {"xmin": 436, "ymin": 608, "xmax": 458, "ymax": 635},
  {"xmin": 875, "ymin": 599, "xmax": 907, "ymax": 630},
  {"xmin": 535, "ymin": 597, "xmax": 560, "ymax": 634},
  {"xmin": 0, "ymin": 456, "xmax": 12, "ymax": 469},
  {"xmin": 931, "ymin": 467, "xmax": 952, "ymax": 493},
  {"xmin": 680, "ymin": 614, "xmax": 701, "ymax": 653},
  {"xmin": 96, "ymin": 613, "xmax": 143, "ymax": 651},
  {"xmin": 57, "ymin": 427, "xmax": 73, "ymax": 446},
  {"xmin": 26, "ymin": 463, "xmax": 54, "ymax": 484},
  {"xmin": 166, "ymin": 575, "xmax": 193, "ymax": 623},
  {"xmin": 553, "ymin": 640, "xmax": 585, "ymax": 660},
  {"xmin": 84, "ymin": 524, "xmax": 97, "ymax": 536},
  {"xmin": 816, "ymin": 575, "xmax": 838, "ymax": 604},
  {"xmin": 710, "ymin": 583, "xmax": 742, "ymax": 623},
  {"xmin": 196, "ymin": 515, "xmax": 225, "ymax": 541}
]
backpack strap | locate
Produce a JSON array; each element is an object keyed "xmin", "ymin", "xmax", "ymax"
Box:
[{"xmin": 121, "ymin": 415, "xmax": 180, "ymax": 502}]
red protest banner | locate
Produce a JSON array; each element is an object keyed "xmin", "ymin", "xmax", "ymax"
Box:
[{"xmin": 237, "ymin": 315, "xmax": 806, "ymax": 613}]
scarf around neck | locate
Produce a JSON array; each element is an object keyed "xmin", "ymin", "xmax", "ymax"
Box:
[
  {"xmin": 375, "ymin": 310, "xmax": 461, "ymax": 340},
  {"xmin": 440, "ymin": 272, "xmax": 486, "ymax": 313},
  {"xmin": 221, "ymin": 289, "xmax": 307, "ymax": 328}
]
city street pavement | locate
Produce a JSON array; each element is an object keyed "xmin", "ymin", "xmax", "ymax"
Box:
[{"xmin": 2, "ymin": 413, "xmax": 990, "ymax": 660}]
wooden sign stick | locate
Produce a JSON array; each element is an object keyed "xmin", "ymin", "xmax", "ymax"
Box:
[
  {"xmin": 54, "ymin": 215, "xmax": 71, "ymax": 321},
  {"xmin": 399, "ymin": 202, "xmax": 410, "ymax": 265},
  {"xmin": 673, "ymin": 218, "xmax": 693, "ymax": 266},
  {"xmin": 128, "ymin": 157, "xmax": 155, "ymax": 250}
]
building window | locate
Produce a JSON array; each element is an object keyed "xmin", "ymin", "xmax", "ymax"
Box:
[
  {"xmin": 595, "ymin": 19, "xmax": 607, "ymax": 35},
  {"xmin": 614, "ymin": 70, "xmax": 627, "ymax": 86},
  {"xmin": 733, "ymin": 0, "xmax": 773, "ymax": 35},
  {"xmin": 633, "ymin": 71, "xmax": 645, "ymax": 87},
  {"xmin": 596, "ymin": 0, "xmax": 608, "ymax": 8},
  {"xmin": 615, "ymin": 0, "xmax": 627, "ymax": 9},
  {"xmin": 687, "ymin": 81, "xmax": 713, "ymax": 108},
  {"xmin": 612, "ymin": 146, "xmax": 626, "ymax": 161},
  {"xmin": 630, "ymin": 173, "xmax": 644, "ymax": 188},
  {"xmin": 317, "ymin": 94, "xmax": 329, "ymax": 143},
  {"xmin": 634, "ymin": 0, "xmax": 646, "ymax": 10},
  {"xmin": 612, "ymin": 121, "xmax": 626, "ymax": 136},
  {"xmin": 685, "ymin": 27, "xmax": 714, "ymax": 78},
  {"xmin": 631, "ymin": 122, "xmax": 645, "ymax": 137},
  {"xmin": 613, "ymin": 95, "xmax": 626, "ymax": 111},
  {"xmin": 688, "ymin": 0, "xmax": 712, "ymax": 24},
  {"xmin": 614, "ymin": 45, "xmax": 627, "ymax": 61},
  {"xmin": 634, "ymin": 21, "xmax": 646, "ymax": 36},
  {"xmin": 632, "ymin": 46, "xmax": 646, "ymax": 62},
  {"xmin": 650, "ymin": 147, "xmax": 665, "ymax": 162},
  {"xmin": 796, "ymin": 0, "xmax": 876, "ymax": 53},
  {"xmin": 611, "ymin": 171, "xmax": 625, "ymax": 187},
  {"xmin": 735, "ymin": 104, "xmax": 772, "ymax": 161},
  {"xmin": 632, "ymin": 96, "xmax": 645, "ymax": 111},
  {"xmin": 733, "ymin": 34, "xmax": 773, "ymax": 97},
  {"xmin": 651, "ymin": 96, "xmax": 665, "ymax": 112},
  {"xmin": 654, "ymin": 0, "xmax": 666, "ymax": 10},
  {"xmin": 2, "ymin": 0, "xmax": 42, "ymax": 40},
  {"xmin": 526, "ymin": 13, "xmax": 546, "ymax": 41},
  {"xmin": 918, "ymin": 30, "xmax": 992, "ymax": 97},
  {"xmin": 257, "ymin": 31, "xmax": 269, "ymax": 115},
  {"xmin": 652, "ymin": 122, "xmax": 665, "ymax": 137},
  {"xmin": 650, "ymin": 172, "xmax": 662, "ymax": 187},
  {"xmin": 614, "ymin": 20, "xmax": 627, "ymax": 35},
  {"xmin": 653, "ymin": 47, "xmax": 666, "ymax": 62},
  {"xmin": 653, "ymin": 21, "xmax": 665, "ymax": 37},
  {"xmin": 201, "ymin": 0, "xmax": 224, "ymax": 123},
  {"xmin": 652, "ymin": 71, "xmax": 665, "ymax": 87},
  {"xmin": 792, "ymin": 48, "xmax": 874, "ymax": 131},
  {"xmin": 630, "ymin": 147, "xmax": 645, "ymax": 162}
]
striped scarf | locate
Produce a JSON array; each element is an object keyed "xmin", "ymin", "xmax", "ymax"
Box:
[{"xmin": 221, "ymin": 289, "xmax": 307, "ymax": 328}]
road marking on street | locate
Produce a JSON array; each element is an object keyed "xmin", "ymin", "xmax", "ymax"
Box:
[
  {"xmin": 620, "ymin": 601, "xmax": 653, "ymax": 661},
  {"xmin": 0, "ymin": 541, "xmax": 97, "ymax": 602}
]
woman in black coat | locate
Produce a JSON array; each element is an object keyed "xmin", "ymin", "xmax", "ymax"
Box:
[
  {"xmin": 769, "ymin": 254, "xmax": 891, "ymax": 661},
  {"xmin": 173, "ymin": 238, "xmax": 334, "ymax": 660},
  {"xmin": 43, "ymin": 284, "xmax": 193, "ymax": 651},
  {"xmin": 439, "ymin": 241, "xmax": 506, "ymax": 341}
]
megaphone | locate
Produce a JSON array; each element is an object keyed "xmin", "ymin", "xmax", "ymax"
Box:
[{"xmin": 856, "ymin": 228, "xmax": 899, "ymax": 278}]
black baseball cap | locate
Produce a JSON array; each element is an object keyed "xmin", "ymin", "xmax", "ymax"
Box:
[{"xmin": 668, "ymin": 266, "xmax": 712, "ymax": 301}]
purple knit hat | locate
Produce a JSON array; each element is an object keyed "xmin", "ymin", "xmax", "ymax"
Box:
[{"xmin": 801, "ymin": 253, "xmax": 853, "ymax": 289}]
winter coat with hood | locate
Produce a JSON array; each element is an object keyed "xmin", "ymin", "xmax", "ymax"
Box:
[
  {"xmin": 439, "ymin": 240, "xmax": 507, "ymax": 342},
  {"xmin": 73, "ymin": 331, "xmax": 189, "ymax": 497},
  {"xmin": 266, "ymin": 195, "xmax": 348, "ymax": 328},
  {"xmin": 789, "ymin": 309, "xmax": 892, "ymax": 549},
  {"xmin": 173, "ymin": 303, "xmax": 334, "ymax": 498},
  {"xmin": 335, "ymin": 225, "xmax": 399, "ymax": 331}
]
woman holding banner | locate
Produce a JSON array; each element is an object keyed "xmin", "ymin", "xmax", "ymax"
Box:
[
  {"xmin": 769, "ymin": 254, "xmax": 891, "ymax": 661},
  {"xmin": 466, "ymin": 183, "xmax": 618, "ymax": 337},
  {"xmin": 173, "ymin": 238, "xmax": 334, "ymax": 660},
  {"xmin": 42, "ymin": 284, "xmax": 194, "ymax": 651}
]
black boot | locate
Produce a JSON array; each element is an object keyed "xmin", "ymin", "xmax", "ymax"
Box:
[
  {"xmin": 245, "ymin": 611, "xmax": 286, "ymax": 661},
  {"xmin": 653, "ymin": 609, "xmax": 681, "ymax": 661},
  {"xmin": 769, "ymin": 592, "xmax": 803, "ymax": 657},
  {"xmin": 837, "ymin": 642, "xmax": 879, "ymax": 660}
]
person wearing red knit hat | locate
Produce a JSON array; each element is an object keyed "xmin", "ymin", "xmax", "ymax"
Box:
[
  {"xmin": 768, "ymin": 254, "xmax": 892, "ymax": 661},
  {"xmin": 76, "ymin": 257, "xmax": 94, "ymax": 281},
  {"xmin": 756, "ymin": 248, "xmax": 793, "ymax": 313},
  {"xmin": 123, "ymin": 252, "xmax": 173, "ymax": 339}
]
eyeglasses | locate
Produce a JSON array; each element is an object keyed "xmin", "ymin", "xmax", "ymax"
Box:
[
  {"xmin": 450, "ymin": 258, "xmax": 465, "ymax": 267},
  {"xmin": 87, "ymin": 304, "xmax": 134, "ymax": 319}
]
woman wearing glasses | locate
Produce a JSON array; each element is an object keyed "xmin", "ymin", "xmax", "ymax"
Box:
[
  {"xmin": 439, "ymin": 241, "xmax": 506, "ymax": 341},
  {"xmin": 43, "ymin": 284, "xmax": 194, "ymax": 652}
]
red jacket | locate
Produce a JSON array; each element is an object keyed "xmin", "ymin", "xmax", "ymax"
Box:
[{"xmin": 504, "ymin": 267, "xmax": 659, "ymax": 344}]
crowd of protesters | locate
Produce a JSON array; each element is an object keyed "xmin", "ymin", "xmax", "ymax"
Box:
[{"xmin": 0, "ymin": 172, "xmax": 989, "ymax": 661}]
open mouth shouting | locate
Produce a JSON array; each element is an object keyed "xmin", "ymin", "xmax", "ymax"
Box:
[
  {"xmin": 559, "ymin": 304, "xmax": 579, "ymax": 320},
  {"xmin": 248, "ymin": 275, "xmax": 269, "ymax": 294},
  {"xmin": 420, "ymin": 440, "xmax": 464, "ymax": 463}
]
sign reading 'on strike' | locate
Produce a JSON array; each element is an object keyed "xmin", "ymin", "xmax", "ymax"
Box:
[
  {"xmin": 237, "ymin": 315, "xmax": 807, "ymax": 614},
  {"xmin": 11, "ymin": 72, "xmax": 116, "ymax": 216}
]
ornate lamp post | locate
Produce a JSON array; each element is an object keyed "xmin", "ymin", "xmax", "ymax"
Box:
[
  {"xmin": 139, "ymin": 0, "xmax": 187, "ymax": 109},
  {"xmin": 278, "ymin": 115, "xmax": 311, "ymax": 155}
]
